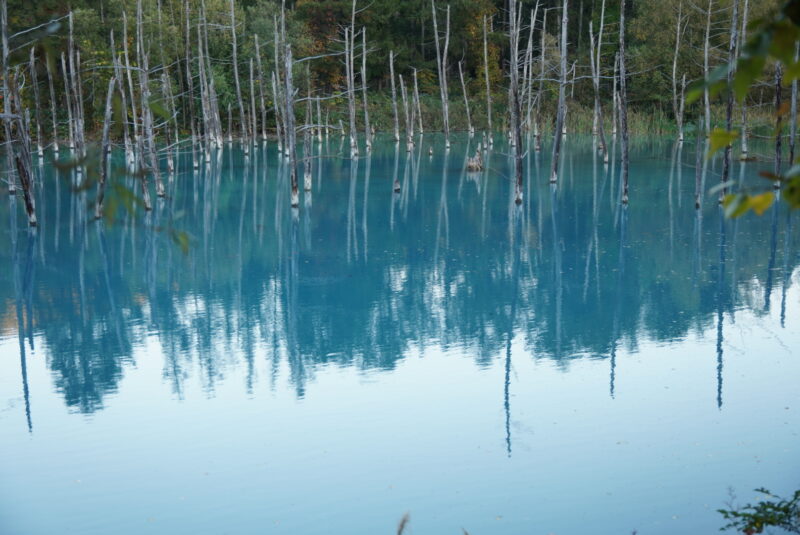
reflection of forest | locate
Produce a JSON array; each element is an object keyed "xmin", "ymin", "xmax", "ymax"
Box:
[{"xmin": 1, "ymin": 137, "xmax": 797, "ymax": 414}]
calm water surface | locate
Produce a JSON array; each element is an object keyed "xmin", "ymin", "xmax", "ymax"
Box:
[{"xmin": 0, "ymin": 134, "xmax": 798, "ymax": 534}]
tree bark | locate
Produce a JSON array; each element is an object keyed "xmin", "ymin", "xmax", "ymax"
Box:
[
  {"xmin": 96, "ymin": 76, "xmax": 116, "ymax": 220},
  {"xmin": 549, "ymin": 0, "xmax": 568, "ymax": 184},
  {"xmin": 620, "ymin": 0, "xmax": 630, "ymax": 204},
  {"xmin": 390, "ymin": 50, "xmax": 400, "ymax": 141}
]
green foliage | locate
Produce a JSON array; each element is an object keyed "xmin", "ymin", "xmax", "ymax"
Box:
[{"xmin": 719, "ymin": 488, "xmax": 800, "ymax": 534}]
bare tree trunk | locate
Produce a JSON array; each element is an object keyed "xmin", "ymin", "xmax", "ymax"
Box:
[
  {"xmin": 695, "ymin": 118, "xmax": 703, "ymax": 209},
  {"xmin": 791, "ymin": 44, "xmax": 799, "ymax": 166},
  {"xmin": 1, "ymin": 0, "xmax": 15, "ymax": 196},
  {"xmin": 123, "ymin": 9, "xmax": 139, "ymax": 149},
  {"xmin": 703, "ymin": 0, "xmax": 713, "ymax": 134},
  {"xmin": 96, "ymin": 76, "xmax": 116, "ymax": 220},
  {"xmin": 550, "ymin": 0, "xmax": 568, "ymax": 184},
  {"xmin": 229, "ymin": 0, "xmax": 248, "ymax": 147},
  {"xmin": 272, "ymin": 71, "xmax": 284, "ymax": 154},
  {"xmin": 390, "ymin": 50, "xmax": 400, "ymax": 141},
  {"xmin": 483, "ymin": 14, "xmax": 492, "ymax": 133},
  {"xmin": 589, "ymin": 15, "xmax": 608, "ymax": 162},
  {"xmin": 45, "ymin": 50, "xmax": 59, "ymax": 153},
  {"xmin": 672, "ymin": 0, "xmax": 685, "ymax": 142},
  {"xmin": 775, "ymin": 64, "xmax": 783, "ymax": 189},
  {"xmin": 535, "ymin": 8, "xmax": 548, "ymax": 151},
  {"xmin": 345, "ymin": 26, "xmax": 358, "ymax": 156},
  {"xmin": 255, "ymin": 34, "xmax": 268, "ymax": 141},
  {"xmin": 136, "ymin": 0, "xmax": 165, "ymax": 198},
  {"xmin": 509, "ymin": 0, "xmax": 524, "ymax": 203},
  {"xmin": 619, "ymin": 0, "xmax": 630, "ymax": 204},
  {"xmin": 250, "ymin": 58, "xmax": 257, "ymax": 142},
  {"xmin": 60, "ymin": 52, "xmax": 74, "ymax": 152},
  {"xmin": 284, "ymin": 44, "xmax": 299, "ymax": 207},
  {"xmin": 458, "ymin": 60, "xmax": 473, "ymax": 135},
  {"xmin": 28, "ymin": 48, "xmax": 43, "ymax": 158},
  {"xmin": 721, "ymin": 0, "xmax": 738, "ymax": 196},
  {"xmin": 413, "ymin": 68, "xmax": 423, "ymax": 134},
  {"xmin": 612, "ymin": 52, "xmax": 618, "ymax": 136},
  {"xmin": 523, "ymin": 5, "xmax": 539, "ymax": 134},
  {"xmin": 400, "ymin": 74, "xmax": 413, "ymax": 151},
  {"xmin": 361, "ymin": 29, "xmax": 371, "ymax": 151},
  {"xmin": 739, "ymin": 0, "xmax": 749, "ymax": 158},
  {"xmin": 431, "ymin": 0, "xmax": 451, "ymax": 148},
  {"xmin": 304, "ymin": 76, "xmax": 313, "ymax": 192},
  {"xmin": 110, "ymin": 31, "xmax": 133, "ymax": 167}
]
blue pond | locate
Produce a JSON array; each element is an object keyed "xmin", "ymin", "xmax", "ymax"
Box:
[{"xmin": 0, "ymin": 134, "xmax": 798, "ymax": 534}]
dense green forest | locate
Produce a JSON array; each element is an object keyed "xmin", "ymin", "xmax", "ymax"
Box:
[
  {"xmin": 6, "ymin": 0, "xmax": 784, "ymax": 139},
  {"xmin": 0, "ymin": 0, "xmax": 792, "ymax": 223}
]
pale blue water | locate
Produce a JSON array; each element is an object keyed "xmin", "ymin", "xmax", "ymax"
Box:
[{"xmin": 0, "ymin": 134, "xmax": 798, "ymax": 534}]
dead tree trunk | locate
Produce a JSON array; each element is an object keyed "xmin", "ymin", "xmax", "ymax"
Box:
[
  {"xmin": 1, "ymin": 0, "xmax": 15, "ymax": 195},
  {"xmin": 672, "ymin": 0, "xmax": 686, "ymax": 142},
  {"xmin": 413, "ymin": 68, "xmax": 423, "ymax": 134},
  {"xmin": 361, "ymin": 29, "xmax": 371, "ymax": 151},
  {"xmin": 739, "ymin": 0, "xmax": 749, "ymax": 158},
  {"xmin": 255, "ymin": 34, "xmax": 268, "ymax": 141},
  {"xmin": 509, "ymin": 0, "xmax": 524, "ymax": 203},
  {"xmin": 703, "ymin": 0, "xmax": 713, "ymax": 134},
  {"xmin": 458, "ymin": 60, "xmax": 473, "ymax": 135},
  {"xmin": 344, "ymin": 26, "xmax": 358, "ymax": 156},
  {"xmin": 775, "ymin": 64, "xmax": 783, "ymax": 189},
  {"xmin": 431, "ymin": 1, "xmax": 451, "ymax": 149},
  {"xmin": 549, "ymin": 0, "xmax": 569, "ymax": 184},
  {"xmin": 483, "ymin": 14, "xmax": 492, "ymax": 134},
  {"xmin": 721, "ymin": 0, "xmax": 738, "ymax": 195},
  {"xmin": 284, "ymin": 44, "xmax": 299, "ymax": 207},
  {"xmin": 620, "ymin": 0, "xmax": 630, "ymax": 204},
  {"xmin": 136, "ymin": 0, "xmax": 165, "ymax": 198},
  {"xmin": 390, "ymin": 50, "xmax": 400, "ymax": 141},
  {"xmin": 28, "ymin": 48, "xmax": 43, "ymax": 158},
  {"xmin": 229, "ymin": 0, "xmax": 248, "ymax": 148},
  {"xmin": 45, "ymin": 52, "xmax": 59, "ymax": 153},
  {"xmin": 96, "ymin": 76, "xmax": 116, "ymax": 220},
  {"xmin": 589, "ymin": 17, "xmax": 608, "ymax": 162}
]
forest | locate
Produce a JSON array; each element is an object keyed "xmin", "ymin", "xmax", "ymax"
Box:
[{"xmin": 1, "ymin": 0, "xmax": 789, "ymax": 224}]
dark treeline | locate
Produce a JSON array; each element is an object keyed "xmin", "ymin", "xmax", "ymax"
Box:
[{"xmin": 2, "ymin": 137, "xmax": 795, "ymax": 414}]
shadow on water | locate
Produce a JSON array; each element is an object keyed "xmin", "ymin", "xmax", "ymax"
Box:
[{"xmin": 1, "ymin": 134, "xmax": 798, "ymax": 417}]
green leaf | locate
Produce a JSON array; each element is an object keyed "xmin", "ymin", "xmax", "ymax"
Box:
[
  {"xmin": 707, "ymin": 128, "xmax": 739, "ymax": 159},
  {"xmin": 723, "ymin": 194, "xmax": 750, "ymax": 218}
]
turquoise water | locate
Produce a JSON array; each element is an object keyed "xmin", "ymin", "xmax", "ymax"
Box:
[{"xmin": 0, "ymin": 134, "xmax": 798, "ymax": 534}]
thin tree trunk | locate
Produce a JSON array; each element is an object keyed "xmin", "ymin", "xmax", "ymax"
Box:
[
  {"xmin": 284, "ymin": 44, "xmax": 299, "ymax": 207},
  {"xmin": 695, "ymin": 118, "xmax": 703, "ymax": 209},
  {"xmin": 620, "ymin": 0, "xmax": 630, "ymax": 204},
  {"xmin": 28, "ymin": 48, "xmax": 43, "ymax": 157},
  {"xmin": 361, "ymin": 28, "xmax": 371, "ymax": 151},
  {"xmin": 96, "ymin": 76, "xmax": 116, "ymax": 220},
  {"xmin": 775, "ymin": 64, "xmax": 783, "ymax": 189},
  {"xmin": 739, "ymin": 0, "xmax": 749, "ymax": 158},
  {"xmin": 45, "ymin": 50, "xmax": 58, "ymax": 153},
  {"xmin": 390, "ymin": 50, "xmax": 400, "ymax": 141},
  {"xmin": 550, "ymin": 0, "xmax": 568, "ymax": 184},
  {"xmin": 483, "ymin": 14, "xmax": 492, "ymax": 133},
  {"xmin": 672, "ymin": 0, "xmax": 685, "ymax": 142},
  {"xmin": 60, "ymin": 52, "xmax": 74, "ymax": 152},
  {"xmin": 703, "ymin": 0, "xmax": 713, "ymax": 134},
  {"xmin": 589, "ymin": 16, "xmax": 608, "ymax": 162},
  {"xmin": 535, "ymin": 8, "xmax": 548, "ymax": 151},
  {"xmin": 255, "ymin": 34, "xmax": 268, "ymax": 140},
  {"xmin": 791, "ymin": 44, "xmax": 798, "ymax": 166},
  {"xmin": 721, "ymin": 0, "xmax": 739, "ymax": 196},
  {"xmin": 250, "ymin": 58, "xmax": 257, "ymax": 142},
  {"xmin": 123, "ymin": 10, "xmax": 139, "ymax": 149},
  {"xmin": 509, "ymin": 0, "xmax": 524, "ymax": 203},
  {"xmin": 229, "ymin": 0, "xmax": 248, "ymax": 146},
  {"xmin": 1, "ymin": 0, "xmax": 15, "ymax": 196},
  {"xmin": 413, "ymin": 68, "xmax": 423, "ymax": 134},
  {"xmin": 431, "ymin": 0, "xmax": 451, "ymax": 148},
  {"xmin": 110, "ymin": 30, "xmax": 133, "ymax": 167},
  {"xmin": 458, "ymin": 60, "xmax": 473, "ymax": 135},
  {"xmin": 136, "ymin": 0, "xmax": 165, "ymax": 198}
]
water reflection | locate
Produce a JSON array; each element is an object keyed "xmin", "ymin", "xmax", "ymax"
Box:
[{"xmin": 1, "ymin": 135, "xmax": 797, "ymax": 420}]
